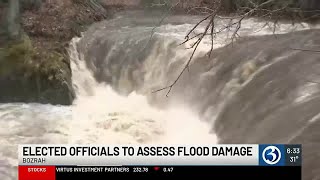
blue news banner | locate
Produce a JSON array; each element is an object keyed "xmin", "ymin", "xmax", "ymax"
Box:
[{"xmin": 54, "ymin": 144, "xmax": 301, "ymax": 179}]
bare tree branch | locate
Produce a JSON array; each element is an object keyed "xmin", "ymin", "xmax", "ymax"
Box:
[
  {"xmin": 144, "ymin": 0, "xmax": 181, "ymax": 50},
  {"xmin": 152, "ymin": 0, "xmax": 318, "ymax": 96},
  {"xmin": 153, "ymin": 15, "xmax": 214, "ymax": 96}
]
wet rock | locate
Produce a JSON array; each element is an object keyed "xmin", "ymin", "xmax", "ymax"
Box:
[{"xmin": 0, "ymin": 35, "xmax": 75, "ymax": 105}]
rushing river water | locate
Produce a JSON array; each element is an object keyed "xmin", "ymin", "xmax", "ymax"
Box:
[{"xmin": 0, "ymin": 11, "xmax": 319, "ymax": 179}]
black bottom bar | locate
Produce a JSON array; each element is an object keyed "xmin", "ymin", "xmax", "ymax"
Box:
[{"xmin": 56, "ymin": 166, "xmax": 301, "ymax": 180}]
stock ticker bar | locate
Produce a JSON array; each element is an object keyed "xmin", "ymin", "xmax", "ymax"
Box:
[
  {"xmin": 19, "ymin": 166, "xmax": 301, "ymax": 179},
  {"xmin": 18, "ymin": 144, "xmax": 302, "ymax": 180}
]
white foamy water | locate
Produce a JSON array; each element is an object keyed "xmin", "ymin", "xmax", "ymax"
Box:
[
  {"xmin": 0, "ymin": 15, "xmax": 317, "ymax": 180},
  {"xmin": 69, "ymin": 37, "xmax": 216, "ymax": 145},
  {"xmin": 0, "ymin": 31, "xmax": 216, "ymax": 180}
]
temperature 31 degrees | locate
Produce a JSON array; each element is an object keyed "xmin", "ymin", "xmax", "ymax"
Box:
[{"xmin": 290, "ymin": 156, "xmax": 299, "ymax": 163}]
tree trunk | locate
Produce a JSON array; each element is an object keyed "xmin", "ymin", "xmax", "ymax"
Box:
[
  {"xmin": 221, "ymin": 0, "xmax": 235, "ymax": 13},
  {"xmin": 299, "ymin": 0, "xmax": 320, "ymax": 10},
  {"xmin": 7, "ymin": 0, "xmax": 21, "ymax": 40}
]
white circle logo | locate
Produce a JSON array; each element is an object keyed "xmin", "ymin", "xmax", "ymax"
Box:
[{"xmin": 262, "ymin": 146, "xmax": 281, "ymax": 165}]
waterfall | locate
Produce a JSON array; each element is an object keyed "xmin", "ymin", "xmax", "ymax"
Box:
[{"xmin": 0, "ymin": 11, "xmax": 318, "ymax": 180}]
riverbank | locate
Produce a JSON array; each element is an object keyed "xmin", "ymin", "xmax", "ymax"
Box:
[{"xmin": 0, "ymin": 0, "xmax": 110, "ymax": 105}]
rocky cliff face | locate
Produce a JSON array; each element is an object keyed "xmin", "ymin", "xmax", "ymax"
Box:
[
  {"xmin": 0, "ymin": 0, "xmax": 108, "ymax": 105},
  {"xmin": 0, "ymin": 35, "xmax": 75, "ymax": 105}
]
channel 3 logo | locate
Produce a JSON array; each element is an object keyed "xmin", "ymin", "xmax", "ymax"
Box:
[
  {"xmin": 262, "ymin": 146, "xmax": 281, "ymax": 165},
  {"xmin": 259, "ymin": 145, "xmax": 284, "ymax": 166}
]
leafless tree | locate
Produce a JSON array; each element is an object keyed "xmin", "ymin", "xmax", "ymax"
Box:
[{"xmin": 152, "ymin": 0, "xmax": 320, "ymax": 96}]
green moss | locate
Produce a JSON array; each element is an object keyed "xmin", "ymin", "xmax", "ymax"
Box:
[
  {"xmin": 0, "ymin": 34, "xmax": 69, "ymax": 83},
  {"xmin": 0, "ymin": 34, "xmax": 74, "ymax": 105},
  {"xmin": 0, "ymin": 34, "xmax": 34, "ymax": 76},
  {"xmin": 39, "ymin": 51, "xmax": 69, "ymax": 83}
]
